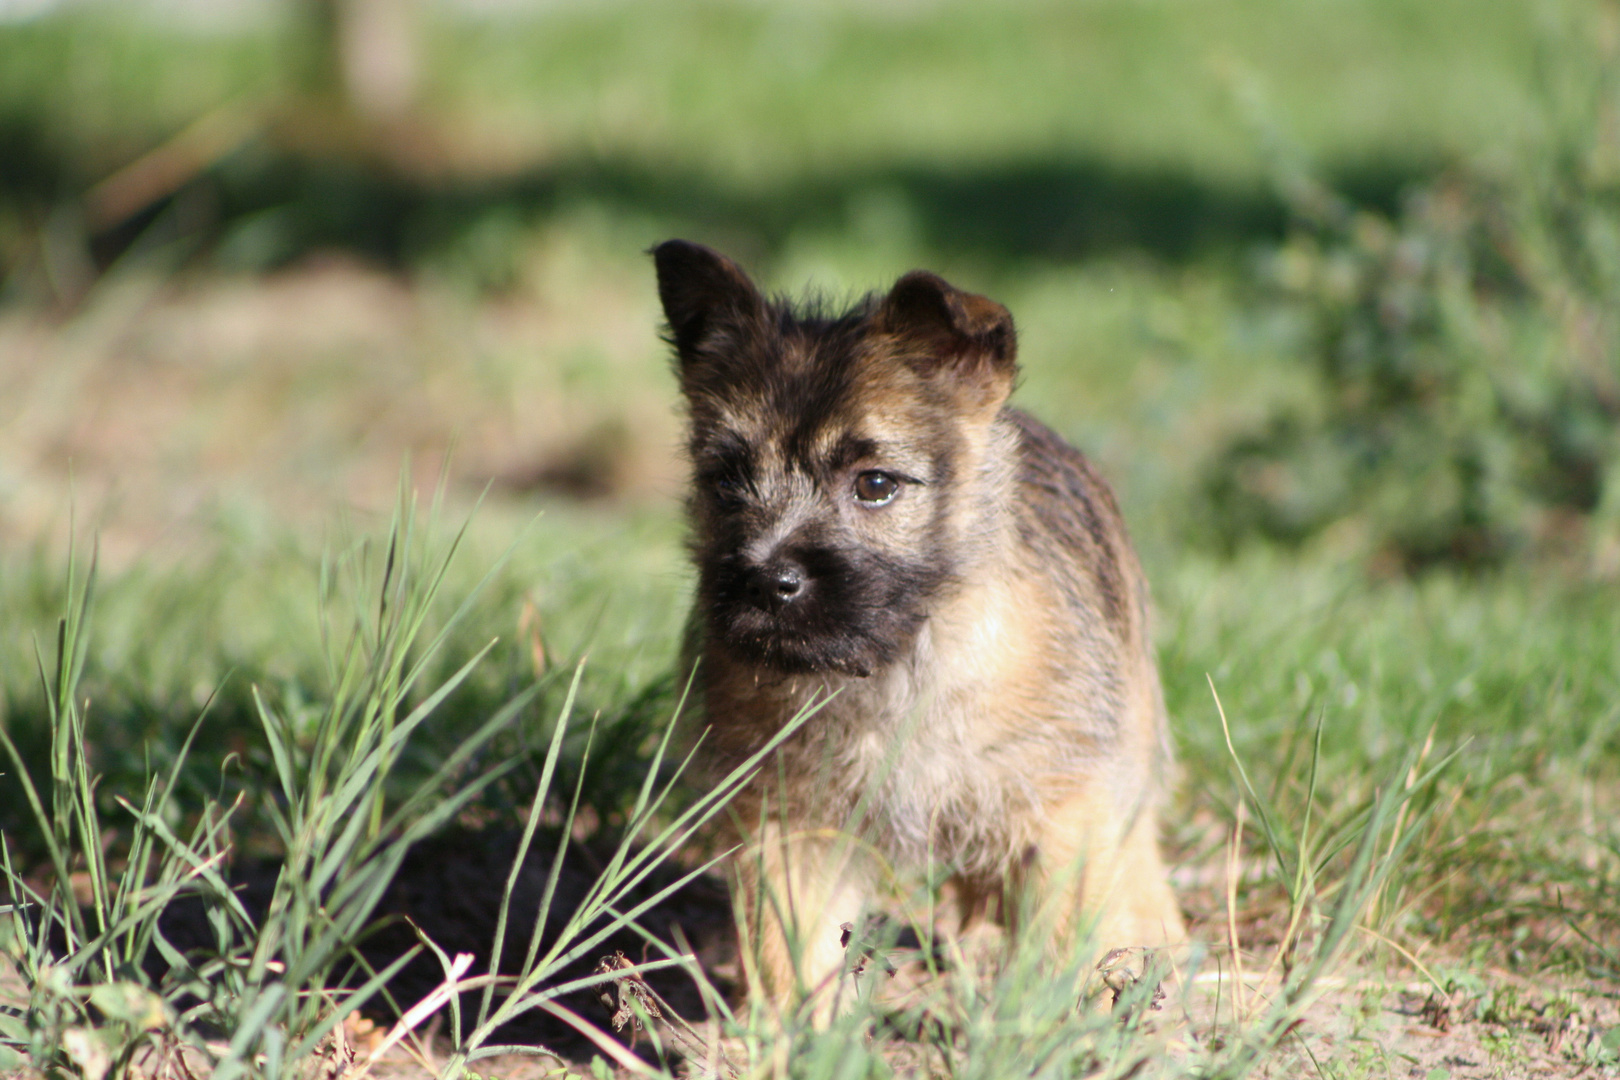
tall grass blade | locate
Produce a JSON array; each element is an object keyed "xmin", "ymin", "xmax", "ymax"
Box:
[{"xmin": 476, "ymin": 660, "xmax": 584, "ymax": 1031}]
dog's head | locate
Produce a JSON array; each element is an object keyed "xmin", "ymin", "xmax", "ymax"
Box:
[{"xmin": 653, "ymin": 239, "xmax": 1019, "ymax": 677}]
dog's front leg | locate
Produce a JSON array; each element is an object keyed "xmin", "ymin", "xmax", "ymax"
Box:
[
  {"xmin": 733, "ymin": 821, "xmax": 870, "ymax": 1025},
  {"xmin": 1023, "ymin": 782, "xmax": 1185, "ymax": 964}
]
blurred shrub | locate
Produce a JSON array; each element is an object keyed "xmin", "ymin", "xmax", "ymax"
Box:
[{"xmin": 1204, "ymin": 13, "xmax": 1620, "ymax": 573}]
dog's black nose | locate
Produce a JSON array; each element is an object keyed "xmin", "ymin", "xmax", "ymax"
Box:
[{"xmin": 745, "ymin": 560, "xmax": 806, "ymax": 609}]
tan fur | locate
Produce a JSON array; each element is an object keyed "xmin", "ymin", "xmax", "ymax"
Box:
[{"xmin": 651, "ymin": 239, "xmax": 1184, "ymax": 1020}]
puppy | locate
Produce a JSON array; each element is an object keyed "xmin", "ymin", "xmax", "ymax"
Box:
[{"xmin": 653, "ymin": 239, "xmax": 1183, "ymax": 1017}]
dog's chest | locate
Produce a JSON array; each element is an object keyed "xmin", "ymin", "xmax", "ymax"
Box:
[{"xmin": 807, "ymin": 648, "xmax": 1040, "ymax": 868}]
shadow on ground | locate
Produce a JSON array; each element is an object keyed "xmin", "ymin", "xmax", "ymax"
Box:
[
  {"xmin": 0, "ymin": 116, "xmax": 1437, "ymax": 281},
  {"xmin": 159, "ymin": 826, "xmax": 736, "ymax": 1061}
]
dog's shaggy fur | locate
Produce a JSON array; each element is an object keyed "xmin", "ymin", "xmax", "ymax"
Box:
[{"xmin": 654, "ymin": 239, "xmax": 1184, "ymax": 1015}]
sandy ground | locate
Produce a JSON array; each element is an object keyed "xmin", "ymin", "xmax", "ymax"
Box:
[{"xmin": 10, "ymin": 957, "xmax": 1611, "ymax": 1079}]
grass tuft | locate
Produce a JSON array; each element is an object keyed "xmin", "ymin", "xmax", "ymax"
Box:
[{"xmin": 0, "ymin": 487, "xmax": 549, "ymax": 1078}]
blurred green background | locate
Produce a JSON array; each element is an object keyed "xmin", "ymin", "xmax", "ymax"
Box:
[
  {"xmin": 1, "ymin": 0, "xmax": 1617, "ymax": 974},
  {"xmin": 2, "ymin": 0, "xmax": 1614, "ymax": 565}
]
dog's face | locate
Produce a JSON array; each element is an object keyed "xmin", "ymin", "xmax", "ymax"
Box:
[{"xmin": 653, "ymin": 240, "xmax": 1019, "ymax": 677}]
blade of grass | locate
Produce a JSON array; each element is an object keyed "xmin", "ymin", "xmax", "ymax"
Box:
[{"xmin": 475, "ymin": 660, "xmax": 585, "ymax": 1031}]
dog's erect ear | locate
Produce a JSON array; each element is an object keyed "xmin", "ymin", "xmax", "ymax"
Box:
[
  {"xmin": 876, "ymin": 271, "xmax": 1017, "ymax": 396},
  {"xmin": 652, "ymin": 240, "xmax": 764, "ymax": 360}
]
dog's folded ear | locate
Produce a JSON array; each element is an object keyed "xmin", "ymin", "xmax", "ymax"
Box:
[
  {"xmin": 652, "ymin": 240, "xmax": 765, "ymax": 359},
  {"xmin": 877, "ymin": 271, "xmax": 1017, "ymax": 388}
]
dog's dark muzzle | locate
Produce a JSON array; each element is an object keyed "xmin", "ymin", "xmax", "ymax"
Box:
[{"xmin": 703, "ymin": 539, "xmax": 925, "ymax": 677}]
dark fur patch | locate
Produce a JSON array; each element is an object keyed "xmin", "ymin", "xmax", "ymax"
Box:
[
  {"xmin": 697, "ymin": 534, "xmax": 943, "ymax": 677},
  {"xmin": 1011, "ymin": 410, "xmax": 1129, "ymax": 632}
]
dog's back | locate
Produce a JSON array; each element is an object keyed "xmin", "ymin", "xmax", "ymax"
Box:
[{"xmin": 1009, "ymin": 406, "xmax": 1173, "ymax": 794}]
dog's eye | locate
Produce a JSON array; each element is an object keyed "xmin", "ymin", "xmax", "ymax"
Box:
[
  {"xmin": 853, "ymin": 471, "xmax": 900, "ymax": 506},
  {"xmin": 713, "ymin": 477, "xmax": 747, "ymax": 506}
]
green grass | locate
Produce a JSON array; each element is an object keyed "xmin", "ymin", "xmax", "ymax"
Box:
[
  {"xmin": 423, "ymin": 0, "xmax": 1542, "ymax": 183},
  {"xmin": 1161, "ymin": 554, "xmax": 1620, "ymax": 969},
  {"xmin": 0, "ymin": 499, "xmax": 1490, "ymax": 1079},
  {"xmin": 2, "ymin": 0, "xmax": 1618, "ymax": 1076},
  {"xmin": 0, "ymin": 501, "xmax": 693, "ymax": 853},
  {"xmin": 0, "ymin": 0, "xmax": 1558, "ymax": 287},
  {"xmin": 0, "ymin": 0, "xmax": 1545, "ymax": 184}
]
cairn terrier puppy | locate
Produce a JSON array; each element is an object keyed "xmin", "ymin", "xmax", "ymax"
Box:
[{"xmin": 652, "ymin": 239, "xmax": 1184, "ymax": 1016}]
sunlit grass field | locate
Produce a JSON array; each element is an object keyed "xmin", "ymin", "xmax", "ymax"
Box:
[{"xmin": 2, "ymin": 1, "xmax": 1618, "ymax": 1077}]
